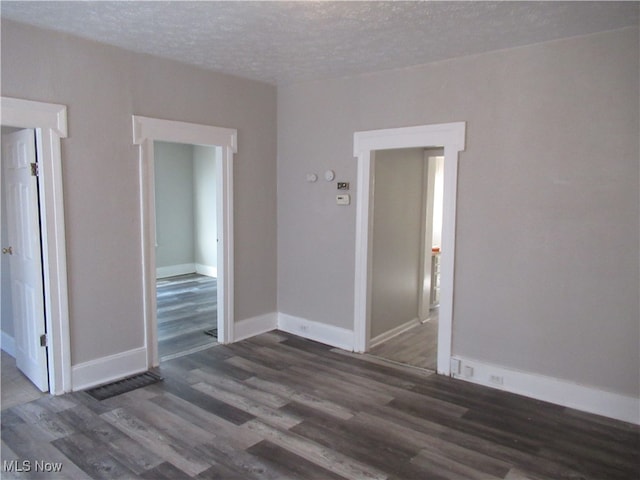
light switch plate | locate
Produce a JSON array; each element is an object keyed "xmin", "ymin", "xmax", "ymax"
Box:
[{"xmin": 336, "ymin": 194, "xmax": 350, "ymax": 205}]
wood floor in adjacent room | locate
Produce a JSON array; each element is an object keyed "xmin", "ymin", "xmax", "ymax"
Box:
[
  {"xmin": 369, "ymin": 311, "xmax": 439, "ymax": 371},
  {"xmin": 1, "ymin": 330, "xmax": 638, "ymax": 479},
  {"xmin": 157, "ymin": 274, "xmax": 218, "ymax": 361}
]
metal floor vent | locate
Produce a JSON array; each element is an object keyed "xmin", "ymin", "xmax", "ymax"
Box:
[{"xmin": 85, "ymin": 371, "xmax": 163, "ymax": 400}]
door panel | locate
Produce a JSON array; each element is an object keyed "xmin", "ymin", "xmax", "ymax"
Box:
[{"xmin": 2, "ymin": 129, "xmax": 48, "ymax": 391}]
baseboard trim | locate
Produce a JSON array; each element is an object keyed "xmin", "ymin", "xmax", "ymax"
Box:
[
  {"xmin": 278, "ymin": 313, "xmax": 354, "ymax": 351},
  {"xmin": 1, "ymin": 330, "xmax": 15, "ymax": 357},
  {"xmin": 452, "ymin": 356, "xmax": 640, "ymax": 425},
  {"xmin": 156, "ymin": 263, "xmax": 196, "ymax": 279},
  {"xmin": 369, "ymin": 317, "xmax": 420, "ymax": 349},
  {"xmin": 234, "ymin": 312, "xmax": 278, "ymax": 342},
  {"xmin": 195, "ymin": 264, "xmax": 217, "ymax": 278},
  {"xmin": 71, "ymin": 346, "xmax": 147, "ymax": 391}
]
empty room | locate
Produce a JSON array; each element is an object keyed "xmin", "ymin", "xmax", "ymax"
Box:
[{"xmin": 1, "ymin": 2, "xmax": 638, "ymax": 479}]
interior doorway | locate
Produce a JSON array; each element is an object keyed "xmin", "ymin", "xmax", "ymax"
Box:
[
  {"xmin": 353, "ymin": 122, "xmax": 466, "ymax": 376},
  {"xmin": 367, "ymin": 148, "xmax": 444, "ymax": 370},
  {"xmin": 0, "ymin": 97, "xmax": 70, "ymax": 395},
  {"xmin": 153, "ymin": 141, "xmax": 219, "ymax": 361},
  {"xmin": 133, "ymin": 115, "xmax": 237, "ymax": 369},
  {"xmin": 1, "ymin": 127, "xmax": 49, "ymax": 391}
]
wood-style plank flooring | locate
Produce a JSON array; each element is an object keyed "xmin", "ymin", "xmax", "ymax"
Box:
[
  {"xmin": 2, "ymin": 331, "xmax": 638, "ymax": 479},
  {"xmin": 157, "ymin": 274, "xmax": 217, "ymax": 361},
  {"xmin": 1, "ymin": 350, "xmax": 46, "ymax": 411},
  {"xmin": 370, "ymin": 311, "xmax": 439, "ymax": 370}
]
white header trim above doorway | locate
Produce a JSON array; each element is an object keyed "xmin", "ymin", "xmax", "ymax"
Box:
[
  {"xmin": 132, "ymin": 115, "xmax": 236, "ymax": 367},
  {"xmin": 353, "ymin": 122, "xmax": 466, "ymax": 376}
]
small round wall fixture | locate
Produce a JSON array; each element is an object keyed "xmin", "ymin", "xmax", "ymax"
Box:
[
  {"xmin": 306, "ymin": 173, "xmax": 318, "ymax": 183},
  {"xmin": 324, "ymin": 169, "xmax": 335, "ymax": 181}
]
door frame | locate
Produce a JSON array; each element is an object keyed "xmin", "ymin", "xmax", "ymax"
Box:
[
  {"xmin": 1, "ymin": 96, "xmax": 71, "ymax": 394},
  {"xmin": 132, "ymin": 115, "xmax": 236, "ymax": 367},
  {"xmin": 353, "ymin": 122, "xmax": 465, "ymax": 375}
]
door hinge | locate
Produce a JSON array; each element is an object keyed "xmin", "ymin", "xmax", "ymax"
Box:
[
  {"xmin": 31, "ymin": 162, "xmax": 39, "ymax": 177},
  {"xmin": 40, "ymin": 334, "xmax": 47, "ymax": 347}
]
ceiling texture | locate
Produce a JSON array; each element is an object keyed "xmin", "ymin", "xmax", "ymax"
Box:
[{"xmin": 1, "ymin": 1, "xmax": 638, "ymax": 86}]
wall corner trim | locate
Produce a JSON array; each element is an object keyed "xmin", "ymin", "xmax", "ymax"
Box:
[
  {"xmin": 234, "ymin": 312, "xmax": 278, "ymax": 342},
  {"xmin": 451, "ymin": 356, "xmax": 640, "ymax": 425},
  {"xmin": 1, "ymin": 331, "xmax": 16, "ymax": 357},
  {"xmin": 278, "ymin": 313, "xmax": 355, "ymax": 351},
  {"xmin": 71, "ymin": 347, "xmax": 147, "ymax": 392}
]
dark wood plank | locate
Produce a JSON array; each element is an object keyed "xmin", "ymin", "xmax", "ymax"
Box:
[
  {"xmin": 247, "ymin": 440, "xmax": 347, "ymax": 480},
  {"xmin": 2, "ymin": 330, "xmax": 638, "ymax": 480}
]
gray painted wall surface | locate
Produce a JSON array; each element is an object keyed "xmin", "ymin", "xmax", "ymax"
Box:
[
  {"xmin": 1, "ymin": 20, "xmax": 277, "ymax": 365},
  {"xmin": 278, "ymin": 27, "xmax": 639, "ymax": 397},
  {"xmin": 193, "ymin": 145, "xmax": 217, "ymax": 271},
  {"xmin": 154, "ymin": 142, "xmax": 195, "ymax": 269},
  {"xmin": 370, "ymin": 148, "xmax": 424, "ymax": 338}
]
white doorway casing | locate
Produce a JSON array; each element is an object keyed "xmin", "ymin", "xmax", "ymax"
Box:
[
  {"xmin": 3, "ymin": 128, "xmax": 49, "ymax": 391},
  {"xmin": 132, "ymin": 116, "xmax": 236, "ymax": 367},
  {"xmin": 1, "ymin": 96, "xmax": 71, "ymax": 394},
  {"xmin": 353, "ymin": 122, "xmax": 466, "ymax": 375}
]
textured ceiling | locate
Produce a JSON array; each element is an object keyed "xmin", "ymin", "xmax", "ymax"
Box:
[{"xmin": 1, "ymin": 1, "xmax": 638, "ymax": 85}]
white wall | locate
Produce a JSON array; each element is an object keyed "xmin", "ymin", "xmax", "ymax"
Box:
[
  {"xmin": 370, "ymin": 148, "xmax": 424, "ymax": 338},
  {"xmin": 154, "ymin": 141, "xmax": 195, "ymax": 271},
  {"xmin": 1, "ymin": 20, "xmax": 277, "ymax": 365},
  {"xmin": 431, "ymin": 156, "xmax": 444, "ymax": 248},
  {"xmin": 278, "ymin": 27, "xmax": 639, "ymax": 399},
  {"xmin": 193, "ymin": 145, "xmax": 217, "ymax": 275}
]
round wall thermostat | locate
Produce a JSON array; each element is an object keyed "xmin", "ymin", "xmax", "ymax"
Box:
[{"xmin": 324, "ymin": 170, "xmax": 335, "ymax": 181}]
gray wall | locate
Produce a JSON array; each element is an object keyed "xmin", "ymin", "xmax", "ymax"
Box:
[
  {"xmin": 193, "ymin": 145, "xmax": 217, "ymax": 271},
  {"xmin": 370, "ymin": 148, "xmax": 424, "ymax": 338},
  {"xmin": 154, "ymin": 142, "xmax": 195, "ymax": 270},
  {"xmin": 1, "ymin": 20, "xmax": 278, "ymax": 365},
  {"xmin": 278, "ymin": 27, "xmax": 639, "ymax": 397}
]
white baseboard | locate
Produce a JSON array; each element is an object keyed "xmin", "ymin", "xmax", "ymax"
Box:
[
  {"xmin": 156, "ymin": 263, "xmax": 196, "ymax": 279},
  {"xmin": 195, "ymin": 264, "xmax": 217, "ymax": 278},
  {"xmin": 71, "ymin": 346, "xmax": 147, "ymax": 391},
  {"xmin": 452, "ymin": 356, "xmax": 640, "ymax": 425},
  {"xmin": 278, "ymin": 313, "xmax": 354, "ymax": 351},
  {"xmin": 1, "ymin": 330, "xmax": 15, "ymax": 357},
  {"xmin": 369, "ymin": 317, "xmax": 420, "ymax": 348},
  {"xmin": 235, "ymin": 312, "xmax": 278, "ymax": 342}
]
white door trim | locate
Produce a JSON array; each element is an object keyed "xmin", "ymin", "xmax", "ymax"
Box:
[
  {"xmin": 1, "ymin": 96, "xmax": 71, "ymax": 394},
  {"xmin": 132, "ymin": 115, "xmax": 236, "ymax": 367},
  {"xmin": 353, "ymin": 122, "xmax": 465, "ymax": 375}
]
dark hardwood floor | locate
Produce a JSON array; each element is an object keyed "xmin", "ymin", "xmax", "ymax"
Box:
[
  {"xmin": 1, "ymin": 330, "xmax": 638, "ymax": 479},
  {"xmin": 157, "ymin": 274, "xmax": 217, "ymax": 361}
]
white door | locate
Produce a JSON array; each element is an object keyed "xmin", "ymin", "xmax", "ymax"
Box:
[{"xmin": 2, "ymin": 129, "xmax": 48, "ymax": 391}]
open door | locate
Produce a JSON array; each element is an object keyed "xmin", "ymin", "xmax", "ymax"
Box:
[{"xmin": 2, "ymin": 129, "xmax": 49, "ymax": 391}]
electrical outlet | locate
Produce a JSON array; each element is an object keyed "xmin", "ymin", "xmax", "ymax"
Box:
[
  {"xmin": 299, "ymin": 324, "xmax": 309, "ymax": 332},
  {"xmin": 490, "ymin": 375, "xmax": 504, "ymax": 385}
]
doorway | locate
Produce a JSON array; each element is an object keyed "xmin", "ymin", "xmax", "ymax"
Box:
[
  {"xmin": 367, "ymin": 148, "xmax": 444, "ymax": 370},
  {"xmin": 1, "ymin": 127, "xmax": 49, "ymax": 391},
  {"xmin": 353, "ymin": 122, "xmax": 466, "ymax": 376},
  {"xmin": 0, "ymin": 96, "xmax": 71, "ymax": 394},
  {"xmin": 133, "ymin": 115, "xmax": 237, "ymax": 369},
  {"xmin": 154, "ymin": 141, "xmax": 219, "ymax": 360}
]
